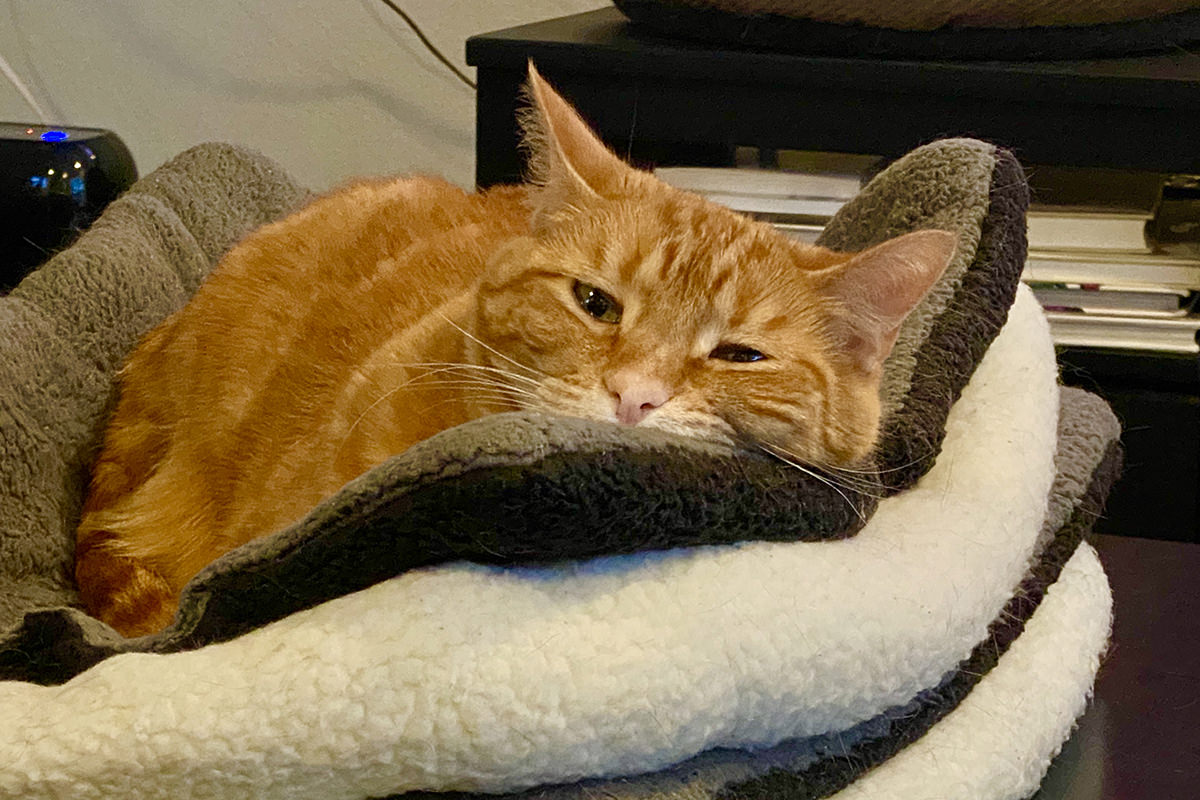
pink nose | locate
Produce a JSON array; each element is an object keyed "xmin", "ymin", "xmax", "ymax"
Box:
[{"xmin": 605, "ymin": 369, "xmax": 671, "ymax": 425}]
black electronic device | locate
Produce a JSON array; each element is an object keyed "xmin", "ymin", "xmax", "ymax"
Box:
[{"xmin": 1, "ymin": 123, "xmax": 136, "ymax": 291}]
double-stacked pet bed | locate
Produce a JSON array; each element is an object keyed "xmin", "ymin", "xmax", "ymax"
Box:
[{"xmin": 0, "ymin": 137, "xmax": 1118, "ymax": 799}]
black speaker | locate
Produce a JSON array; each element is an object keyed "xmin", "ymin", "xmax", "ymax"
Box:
[{"xmin": 1, "ymin": 123, "xmax": 136, "ymax": 291}]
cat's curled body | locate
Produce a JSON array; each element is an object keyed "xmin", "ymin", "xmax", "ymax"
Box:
[{"xmin": 76, "ymin": 65, "xmax": 955, "ymax": 637}]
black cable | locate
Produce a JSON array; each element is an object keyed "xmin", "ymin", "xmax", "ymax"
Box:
[{"xmin": 376, "ymin": 0, "xmax": 477, "ymax": 90}]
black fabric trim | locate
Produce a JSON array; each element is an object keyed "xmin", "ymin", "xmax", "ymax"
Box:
[
  {"xmin": 0, "ymin": 611, "xmax": 115, "ymax": 686},
  {"xmin": 612, "ymin": 1, "xmax": 1200, "ymax": 61},
  {"xmin": 169, "ymin": 444, "xmax": 873, "ymax": 651},
  {"xmin": 876, "ymin": 147, "xmax": 1029, "ymax": 493},
  {"xmin": 1, "ymin": 443, "xmax": 874, "ymax": 684}
]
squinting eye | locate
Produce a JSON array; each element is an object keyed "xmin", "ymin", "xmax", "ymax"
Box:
[
  {"xmin": 572, "ymin": 280, "xmax": 623, "ymax": 324},
  {"xmin": 710, "ymin": 343, "xmax": 767, "ymax": 363}
]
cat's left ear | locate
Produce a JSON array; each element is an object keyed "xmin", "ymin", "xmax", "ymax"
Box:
[
  {"xmin": 520, "ymin": 61, "xmax": 641, "ymax": 229},
  {"xmin": 818, "ymin": 229, "xmax": 957, "ymax": 375}
]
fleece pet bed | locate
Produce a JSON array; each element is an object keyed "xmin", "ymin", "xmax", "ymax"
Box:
[
  {"xmin": 612, "ymin": 0, "xmax": 1200, "ymax": 59},
  {"xmin": 0, "ymin": 139, "xmax": 1118, "ymax": 799}
]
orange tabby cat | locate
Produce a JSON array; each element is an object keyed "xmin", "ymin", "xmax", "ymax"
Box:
[{"xmin": 76, "ymin": 65, "xmax": 955, "ymax": 637}]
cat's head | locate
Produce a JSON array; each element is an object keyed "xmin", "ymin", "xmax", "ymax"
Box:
[{"xmin": 471, "ymin": 64, "xmax": 955, "ymax": 468}]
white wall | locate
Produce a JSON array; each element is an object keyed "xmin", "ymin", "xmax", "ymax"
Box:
[{"xmin": 0, "ymin": 0, "xmax": 606, "ymax": 190}]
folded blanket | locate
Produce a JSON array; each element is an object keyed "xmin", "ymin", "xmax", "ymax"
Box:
[{"xmin": 0, "ymin": 138, "xmax": 1118, "ymax": 800}]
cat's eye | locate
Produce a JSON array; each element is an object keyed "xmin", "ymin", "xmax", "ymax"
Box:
[
  {"xmin": 710, "ymin": 343, "xmax": 767, "ymax": 363},
  {"xmin": 572, "ymin": 281, "xmax": 623, "ymax": 324}
]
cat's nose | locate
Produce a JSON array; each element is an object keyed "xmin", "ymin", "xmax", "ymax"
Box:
[{"xmin": 605, "ymin": 369, "xmax": 671, "ymax": 425}]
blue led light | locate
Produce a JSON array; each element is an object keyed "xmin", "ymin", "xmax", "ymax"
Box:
[{"xmin": 40, "ymin": 130, "xmax": 69, "ymax": 142}]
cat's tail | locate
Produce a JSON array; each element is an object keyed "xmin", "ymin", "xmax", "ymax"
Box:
[{"xmin": 74, "ymin": 529, "xmax": 178, "ymax": 638}]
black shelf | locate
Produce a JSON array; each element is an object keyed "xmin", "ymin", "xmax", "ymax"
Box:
[
  {"xmin": 467, "ymin": 8, "xmax": 1200, "ymax": 187},
  {"xmin": 1057, "ymin": 348, "xmax": 1199, "ymax": 542}
]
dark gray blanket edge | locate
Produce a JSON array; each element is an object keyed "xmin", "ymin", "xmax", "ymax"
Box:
[{"xmin": 876, "ymin": 145, "xmax": 1027, "ymax": 492}]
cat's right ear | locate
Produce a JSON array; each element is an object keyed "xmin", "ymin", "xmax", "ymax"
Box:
[
  {"xmin": 816, "ymin": 229, "xmax": 957, "ymax": 376},
  {"xmin": 520, "ymin": 61, "xmax": 639, "ymax": 230}
]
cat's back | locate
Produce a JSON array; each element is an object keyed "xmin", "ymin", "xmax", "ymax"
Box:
[
  {"xmin": 85, "ymin": 176, "xmax": 529, "ymax": 518},
  {"xmin": 182, "ymin": 175, "xmax": 528, "ymax": 342},
  {"xmin": 136, "ymin": 174, "xmax": 528, "ymax": 395}
]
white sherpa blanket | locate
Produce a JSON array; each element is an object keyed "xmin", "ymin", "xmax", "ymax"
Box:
[{"xmin": 0, "ymin": 285, "xmax": 1097, "ymax": 800}]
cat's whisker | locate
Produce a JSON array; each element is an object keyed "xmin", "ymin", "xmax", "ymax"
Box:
[
  {"xmin": 371, "ymin": 360, "xmax": 543, "ymax": 389},
  {"xmin": 394, "ymin": 367, "xmax": 545, "ymax": 409},
  {"xmin": 401, "ymin": 382, "xmax": 539, "ymax": 405},
  {"xmin": 810, "ymin": 468, "xmax": 887, "ymax": 496},
  {"xmin": 759, "ymin": 444, "xmax": 871, "ymax": 524},
  {"xmin": 802, "ymin": 459, "xmax": 884, "ymax": 476},
  {"xmin": 795, "ymin": 460, "xmax": 892, "ymax": 492},
  {"xmin": 435, "ymin": 312, "xmax": 549, "ymax": 381},
  {"xmin": 333, "ymin": 383, "xmax": 411, "ymax": 461},
  {"xmin": 334, "ymin": 377, "xmax": 538, "ymax": 464},
  {"xmin": 364, "ymin": 364, "xmax": 544, "ymax": 410},
  {"xmin": 781, "ymin": 439, "xmax": 939, "ymax": 485},
  {"xmin": 413, "ymin": 382, "xmax": 536, "ymax": 398},
  {"xmin": 333, "ymin": 365, "xmax": 527, "ymax": 457},
  {"xmin": 365, "ymin": 363, "xmax": 540, "ymax": 397},
  {"xmin": 760, "ymin": 442, "xmax": 885, "ymax": 501},
  {"xmin": 418, "ymin": 391, "xmax": 538, "ymax": 417},
  {"xmin": 811, "ymin": 446, "xmax": 939, "ymax": 478},
  {"xmin": 394, "ymin": 373, "xmax": 540, "ymax": 395}
]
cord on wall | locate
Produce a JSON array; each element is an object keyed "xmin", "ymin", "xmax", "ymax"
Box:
[
  {"xmin": 377, "ymin": 0, "xmax": 477, "ymax": 90},
  {"xmin": 0, "ymin": 49, "xmax": 51, "ymax": 123}
]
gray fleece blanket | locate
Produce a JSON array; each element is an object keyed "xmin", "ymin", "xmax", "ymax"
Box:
[{"xmin": 0, "ymin": 140, "xmax": 1118, "ymax": 800}]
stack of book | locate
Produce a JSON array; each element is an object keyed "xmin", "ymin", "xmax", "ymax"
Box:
[
  {"xmin": 656, "ymin": 156, "xmax": 1200, "ymax": 354},
  {"xmin": 1023, "ymin": 211, "xmax": 1200, "ymax": 353}
]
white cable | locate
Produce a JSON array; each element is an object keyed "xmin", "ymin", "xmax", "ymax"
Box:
[{"xmin": 0, "ymin": 49, "xmax": 50, "ymax": 124}]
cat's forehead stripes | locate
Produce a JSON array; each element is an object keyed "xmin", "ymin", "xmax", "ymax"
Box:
[
  {"xmin": 622, "ymin": 236, "xmax": 669, "ymax": 288},
  {"xmin": 624, "ymin": 205, "xmax": 768, "ymax": 289},
  {"xmin": 559, "ymin": 190, "xmax": 828, "ymax": 347},
  {"xmin": 763, "ymin": 314, "xmax": 792, "ymax": 332}
]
